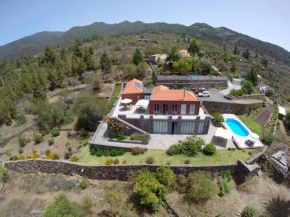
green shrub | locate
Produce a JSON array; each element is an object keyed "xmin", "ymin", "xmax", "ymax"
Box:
[
  {"xmin": 242, "ymin": 205, "xmax": 257, "ymax": 217},
  {"xmin": 81, "ymin": 195, "xmax": 94, "ymax": 216},
  {"xmin": 79, "ymin": 128, "xmax": 89, "ymax": 137},
  {"xmin": 18, "ymin": 146, "xmax": 23, "ymax": 154},
  {"xmin": 212, "ymin": 113, "xmax": 224, "ymax": 124},
  {"xmin": 5, "ymin": 150, "xmax": 12, "ymax": 157},
  {"xmin": 146, "ymin": 157, "xmax": 155, "ymax": 164},
  {"xmin": 110, "ymin": 149, "xmax": 118, "ymax": 157},
  {"xmin": 130, "ymin": 133, "xmax": 150, "ymax": 144},
  {"xmin": 228, "ymin": 89, "xmax": 244, "ymax": 97},
  {"xmin": 10, "ymin": 155, "xmax": 18, "ymax": 161},
  {"xmin": 15, "ymin": 114, "xmax": 27, "ymax": 126},
  {"xmin": 114, "ymin": 158, "xmax": 120, "ymax": 164},
  {"xmin": 33, "ymin": 134, "xmax": 43, "ymax": 144},
  {"xmin": 79, "ymin": 182, "xmax": 88, "ymax": 190},
  {"xmin": 105, "ymin": 158, "xmax": 113, "ymax": 165},
  {"xmin": 0, "ymin": 167, "xmax": 8, "ymax": 182},
  {"xmin": 0, "ymin": 138, "xmax": 8, "ymax": 147},
  {"xmin": 51, "ymin": 129, "xmax": 60, "ymax": 137},
  {"xmin": 48, "ymin": 138, "xmax": 54, "ymax": 146},
  {"xmin": 185, "ymin": 159, "xmax": 191, "ymax": 164},
  {"xmin": 67, "ymin": 131, "xmax": 72, "ymax": 137},
  {"xmin": 45, "ymin": 149, "xmax": 52, "ymax": 156},
  {"xmin": 104, "ymin": 149, "xmax": 111, "ymax": 157},
  {"xmin": 263, "ymin": 131, "xmax": 275, "ymax": 145},
  {"xmin": 187, "ymin": 171, "xmax": 218, "ymax": 203},
  {"xmin": 90, "ymin": 149, "xmax": 96, "ymax": 155},
  {"xmin": 109, "ymin": 132, "xmax": 126, "ymax": 140},
  {"xmin": 67, "ymin": 146, "xmax": 72, "ymax": 153},
  {"xmin": 65, "ymin": 141, "xmax": 70, "ymax": 146},
  {"xmin": 44, "ymin": 194, "xmax": 82, "ymax": 217},
  {"xmin": 18, "ymin": 134, "xmax": 30, "ymax": 147},
  {"xmin": 166, "ymin": 145, "xmax": 182, "ymax": 156},
  {"xmin": 132, "ymin": 147, "xmax": 142, "ymax": 155},
  {"xmin": 219, "ymin": 170, "xmax": 232, "ymax": 196},
  {"xmin": 96, "ymin": 150, "xmax": 103, "ymax": 157},
  {"xmin": 203, "ymin": 143, "xmax": 216, "ymax": 156},
  {"xmin": 181, "ymin": 135, "xmax": 204, "ymax": 156},
  {"xmin": 64, "ymin": 151, "xmax": 70, "ymax": 159}
]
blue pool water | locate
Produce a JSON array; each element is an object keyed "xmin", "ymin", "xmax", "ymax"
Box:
[
  {"xmin": 226, "ymin": 119, "xmax": 249, "ymax": 136},
  {"xmin": 190, "ymin": 74, "xmax": 197, "ymax": 77}
]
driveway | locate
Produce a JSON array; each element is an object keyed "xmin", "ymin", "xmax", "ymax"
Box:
[
  {"xmin": 220, "ymin": 80, "xmax": 242, "ymax": 96},
  {"xmin": 198, "ymin": 89, "xmax": 230, "ymax": 102}
]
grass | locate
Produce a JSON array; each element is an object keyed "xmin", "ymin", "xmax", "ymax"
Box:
[
  {"xmin": 238, "ymin": 116, "xmax": 261, "ymax": 135},
  {"xmin": 78, "ymin": 145, "xmax": 255, "ymax": 165},
  {"xmin": 112, "ymin": 83, "xmax": 122, "ymax": 97}
]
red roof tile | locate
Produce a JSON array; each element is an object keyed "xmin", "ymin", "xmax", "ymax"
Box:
[
  {"xmin": 123, "ymin": 79, "xmax": 143, "ymax": 94},
  {"xmin": 151, "ymin": 85, "xmax": 198, "ymax": 101}
]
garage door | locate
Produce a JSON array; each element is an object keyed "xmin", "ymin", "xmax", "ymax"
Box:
[{"xmin": 153, "ymin": 121, "xmax": 168, "ymax": 134}]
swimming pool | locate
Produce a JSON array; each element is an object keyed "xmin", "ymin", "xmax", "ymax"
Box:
[{"xmin": 225, "ymin": 119, "xmax": 249, "ymax": 136}]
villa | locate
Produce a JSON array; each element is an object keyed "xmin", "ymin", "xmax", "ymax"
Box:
[{"xmin": 116, "ymin": 79, "xmax": 211, "ymax": 135}]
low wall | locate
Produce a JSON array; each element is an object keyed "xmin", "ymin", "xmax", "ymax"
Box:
[
  {"xmin": 203, "ymin": 101, "xmax": 257, "ymax": 115},
  {"xmin": 155, "ymin": 81, "xmax": 228, "ymax": 89},
  {"xmin": 231, "ymin": 94, "xmax": 264, "ymax": 101},
  {"xmin": 4, "ymin": 159, "xmax": 238, "ymax": 181}
]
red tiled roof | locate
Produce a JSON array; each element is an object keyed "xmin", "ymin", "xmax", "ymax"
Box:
[
  {"xmin": 123, "ymin": 79, "xmax": 143, "ymax": 94},
  {"xmin": 151, "ymin": 85, "xmax": 198, "ymax": 101}
]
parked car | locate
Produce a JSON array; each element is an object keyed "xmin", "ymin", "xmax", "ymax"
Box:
[
  {"xmin": 198, "ymin": 91, "xmax": 210, "ymax": 97},
  {"xmin": 192, "ymin": 88, "xmax": 205, "ymax": 94}
]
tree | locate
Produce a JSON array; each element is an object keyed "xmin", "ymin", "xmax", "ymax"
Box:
[
  {"xmin": 246, "ymin": 68, "xmax": 258, "ymax": 86},
  {"xmin": 173, "ymin": 57, "xmax": 197, "ymax": 74},
  {"xmin": 242, "ymin": 80, "xmax": 254, "ymax": 94},
  {"xmin": 89, "ymin": 46, "xmax": 94, "ymax": 55},
  {"xmin": 136, "ymin": 62, "xmax": 147, "ymax": 79},
  {"xmin": 187, "ymin": 38, "xmax": 200, "ymax": 57},
  {"xmin": 83, "ymin": 49, "xmax": 95, "ymax": 70},
  {"xmin": 242, "ymin": 49, "xmax": 250, "ymax": 60},
  {"xmin": 197, "ymin": 61, "xmax": 212, "ymax": 75},
  {"xmin": 71, "ymin": 54, "xmax": 79, "ymax": 75},
  {"xmin": 120, "ymin": 63, "xmax": 137, "ymax": 80},
  {"xmin": 230, "ymin": 61, "xmax": 236, "ymax": 73},
  {"xmin": 284, "ymin": 111, "xmax": 290, "ymax": 132},
  {"xmin": 233, "ymin": 45, "xmax": 238, "ymax": 55},
  {"xmin": 44, "ymin": 194, "xmax": 83, "ymax": 217},
  {"xmin": 155, "ymin": 165, "xmax": 174, "ymax": 187},
  {"xmin": 262, "ymin": 131, "xmax": 275, "ymax": 145},
  {"xmin": 132, "ymin": 48, "xmax": 144, "ymax": 65},
  {"xmin": 72, "ymin": 39, "xmax": 82, "ymax": 57},
  {"xmin": 260, "ymin": 58, "xmax": 268, "ymax": 67},
  {"xmin": 77, "ymin": 60, "xmax": 87, "ymax": 76},
  {"xmin": 167, "ymin": 46, "xmax": 181, "ymax": 62},
  {"xmin": 217, "ymin": 60, "xmax": 226, "ymax": 72},
  {"xmin": 100, "ymin": 52, "xmax": 112, "ymax": 73},
  {"xmin": 60, "ymin": 48, "xmax": 67, "ymax": 61}
]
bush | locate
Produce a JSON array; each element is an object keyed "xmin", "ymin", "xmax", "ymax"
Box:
[
  {"xmin": 48, "ymin": 138, "xmax": 54, "ymax": 146},
  {"xmin": 79, "ymin": 181, "xmax": 88, "ymax": 190},
  {"xmin": 18, "ymin": 155, "xmax": 25, "ymax": 160},
  {"xmin": 5, "ymin": 150, "xmax": 12, "ymax": 157},
  {"xmin": 66, "ymin": 131, "xmax": 72, "ymax": 137},
  {"xmin": 46, "ymin": 152, "xmax": 60, "ymax": 160},
  {"xmin": 203, "ymin": 143, "xmax": 216, "ymax": 156},
  {"xmin": 90, "ymin": 148, "xmax": 96, "ymax": 155},
  {"xmin": 185, "ymin": 159, "xmax": 191, "ymax": 164},
  {"xmin": 51, "ymin": 129, "xmax": 60, "ymax": 137},
  {"xmin": 67, "ymin": 146, "xmax": 72, "ymax": 153},
  {"xmin": 0, "ymin": 138, "xmax": 8, "ymax": 147},
  {"xmin": 114, "ymin": 158, "xmax": 120, "ymax": 164},
  {"xmin": 18, "ymin": 134, "xmax": 30, "ymax": 147},
  {"xmin": 71, "ymin": 155, "xmax": 79, "ymax": 162},
  {"xmin": 79, "ymin": 128, "xmax": 89, "ymax": 137},
  {"xmin": 228, "ymin": 89, "xmax": 244, "ymax": 97},
  {"xmin": 10, "ymin": 155, "xmax": 18, "ymax": 161},
  {"xmin": 33, "ymin": 134, "xmax": 43, "ymax": 144},
  {"xmin": 242, "ymin": 205, "xmax": 257, "ymax": 217},
  {"xmin": 109, "ymin": 132, "xmax": 126, "ymax": 140},
  {"xmin": 212, "ymin": 113, "xmax": 224, "ymax": 124},
  {"xmin": 15, "ymin": 114, "xmax": 27, "ymax": 126},
  {"xmin": 31, "ymin": 152, "xmax": 41, "ymax": 159},
  {"xmin": 45, "ymin": 149, "xmax": 52, "ymax": 156},
  {"xmin": 0, "ymin": 167, "xmax": 8, "ymax": 182},
  {"xmin": 65, "ymin": 141, "xmax": 70, "ymax": 146},
  {"xmin": 44, "ymin": 194, "xmax": 82, "ymax": 217},
  {"xmin": 181, "ymin": 135, "xmax": 204, "ymax": 156},
  {"xmin": 105, "ymin": 158, "xmax": 114, "ymax": 165},
  {"xmin": 219, "ymin": 170, "xmax": 231, "ymax": 196},
  {"xmin": 130, "ymin": 133, "xmax": 150, "ymax": 144},
  {"xmin": 96, "ymin": 150, "xmax": 104, "ymax": 157},
  {"xmin": 104, "ymin": 150, "xmax": 111, "ymax": 156},
  {"xmin": 64, "ymin": 151, "xmax": 71, "ymax": 159},
  {"xmin": 132, "ymin": 147, "xmax": 142, "ymax": 155},
  {"xmin": 263, "ymin": 131, "xmax": 275, "ymax": 145},
  {"xmin": 18, "ymin": 146, "xmax": 23, "ymax": 154},
  {"xmin": 81, "ymin": 195, "xmax": 94, "ymax": 216},
  {"xmin": 110, "ymin": 149, "xmax": 118, "ymax": 157},
  {"xmin": 166, "ymin": 144, "xmax": 182, "ymax": 156},
  {"xmin": 187, "ymin": 171, "xmax": 218, "ymax": 203},
  {"xmin": 146, "ymin": 157, "xmax": 154, "ymax": 164}
]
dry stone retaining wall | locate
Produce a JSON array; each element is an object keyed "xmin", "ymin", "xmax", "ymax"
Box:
[
  {"xmin": 203, "ymin": 101, "xmax": 257, "ymax": 115},
  {"xmin": 4, "ymin": 159, "xmax": 238, "ymax": 181}
]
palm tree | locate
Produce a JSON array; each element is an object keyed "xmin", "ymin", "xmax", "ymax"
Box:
[
  {"xmin": 187, "ymin": 38, "xmax": 200, "ymax": 57},
  {"xmin": 167, "ymin": 46, "xmax": 181, "ymax": 62}
]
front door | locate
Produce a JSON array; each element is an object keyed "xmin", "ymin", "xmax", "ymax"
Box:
[
  {"xmin": 163, "ymin": 104, "xmax": 169, "ymax": 115},
  {"xmin": 171, "ymin": 122, "xmax": 178, "ymax": 134},
  {"xmin": 181, "ymin": 104, "xmax": 187, "ymax": 115}
]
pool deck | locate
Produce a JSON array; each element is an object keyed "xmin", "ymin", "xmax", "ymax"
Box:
[{"xmin": 222, "ymin": 114, "xmax": 264, "ymax": 149}]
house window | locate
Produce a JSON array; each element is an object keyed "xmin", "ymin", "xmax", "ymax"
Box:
[
  {"xmin": 154, "ymin": 104, "xmax": 160, "ymax": 114},
  {"xmin": 145, "ymin": 95, "xmax": 150, "ymax": 100},
  {"xmin": 181, "ymin": 122, "xmax": 196, "ymax": 134},
  {"xmin": 198, "ymin": 122, "xmax": 205, "ymax": 134},
  {"xmin": 153, "ymin": 121, "xmax": 168, "ymax": 134},
  {"xmin": 163, "ymin": 104, "xmax": 169, "ymax": 115},
  {"xmin": 181, "ymin": 104, "xmax": 187, "ymax": 115},
  {"xmin": 172, "ymin": 104, "xmax": 178, "ymax": 115},
  {"xmin": 189, "ymin": 104, "xmax": 196, "ymax": 115},
  {"xmin": 137, "ymin": 96, "xmax": 140, "ymax": 101}
]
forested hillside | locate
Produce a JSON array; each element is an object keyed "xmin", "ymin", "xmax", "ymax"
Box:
[{"xmin": 0, "ymin": 21, "xmax": 289, "ymax": 66}]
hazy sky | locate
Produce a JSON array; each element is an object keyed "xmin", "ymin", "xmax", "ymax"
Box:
[{"xmin": 0, "ymin": 0, "xmax": 290, "ymax": 51}]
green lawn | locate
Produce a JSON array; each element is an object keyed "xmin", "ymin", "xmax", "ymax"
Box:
[
  {"xmin": 78, "ymin": 145, "xmax": 255, "ymax": 165},
  {"xmin": 238, "ymin": 116, "xmax": 261, "ymax": 135},
  {"xmin": 112, "ymin": 83, "xmax": 122, "ymax": 97}
]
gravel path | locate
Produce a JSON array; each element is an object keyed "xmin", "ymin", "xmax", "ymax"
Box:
[{"xmin": 255, "ymin": 104, "xmax": 274, "ymax": 136}]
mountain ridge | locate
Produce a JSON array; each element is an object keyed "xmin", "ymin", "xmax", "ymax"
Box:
[{"xmin": 0, "ymin": 21, "xmax": 289, "ymax": 65}]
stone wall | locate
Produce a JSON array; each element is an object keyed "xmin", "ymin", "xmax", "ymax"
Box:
[
  {"xmin": 4, "ymin": 159, "xmax": 238, "ymax": 181},
  {"xmin": 155, "ymin": 82, "xmax": 228, "ymax": 89},
  {"xmin": 202, "ymin": 101, "xmax": 257, "ymax": 115},
  {"xmin": 229, "ymin": 94, "xmax": 264, "ymax": 101}
]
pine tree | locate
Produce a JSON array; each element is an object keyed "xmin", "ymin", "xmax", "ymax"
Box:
[
  {"xmin": 71, "ymin": 54, "xmax": 79, "ymax": 75},
  {"xmin": 233, "ymin": 45, "xmax": 237, "ymax": 55},
  {"xmin": 230, "ymin": 61, "xmax": 236, "ymax": 72},
  {"xmin": 83, "ymin": 49, "xmax": 95, "ymax": 70},
  {"xmin": 43, "ymin": 46, "xmax": 56, "ymax": 65},
  {"xmin": 100, "ymin": 52, "xmax": 112, "ymax": 73},
  {"xmin": 132, "ymin": 48, "xmax": 144, "ymax": 65}
]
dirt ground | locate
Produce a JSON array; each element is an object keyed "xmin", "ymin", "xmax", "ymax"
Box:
[
  {"xmin": 97, "ymin": 83, "xmax": 115, "ymax": 98},
  {"xmin": 275, "ymin": 120, "xmax": 290, "ymax": 146},
  {"xmin": 167, "ymin": 175, "xmax": 290, "ymax": 217}
]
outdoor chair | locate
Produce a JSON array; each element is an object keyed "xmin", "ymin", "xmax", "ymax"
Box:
[{"xmin": 245, "ymin": 139, "xmax": 255, "ymax": 147}]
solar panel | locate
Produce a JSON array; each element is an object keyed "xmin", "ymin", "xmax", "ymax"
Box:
[{"xmin": 134, "ymin": 81, "xmax": 143, "ymax": 90}]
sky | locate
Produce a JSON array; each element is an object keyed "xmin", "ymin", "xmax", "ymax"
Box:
[{"xmin": 0, "ymin": 0, "xmax": 290, "ymax": 51}]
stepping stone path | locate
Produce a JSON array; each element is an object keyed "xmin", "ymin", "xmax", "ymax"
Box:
[{"xmin": 255, "ymin": 104, "xmax": 274, "ymax": 137}]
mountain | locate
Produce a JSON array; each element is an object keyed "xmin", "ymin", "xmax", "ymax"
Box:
[
  {"xmin": 0, "ymin": 21, "xmax": 290, "ymax": 66},
  {"xmin": 0, "ymin": 31, "xmax": 63, "ymax": 60}
]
